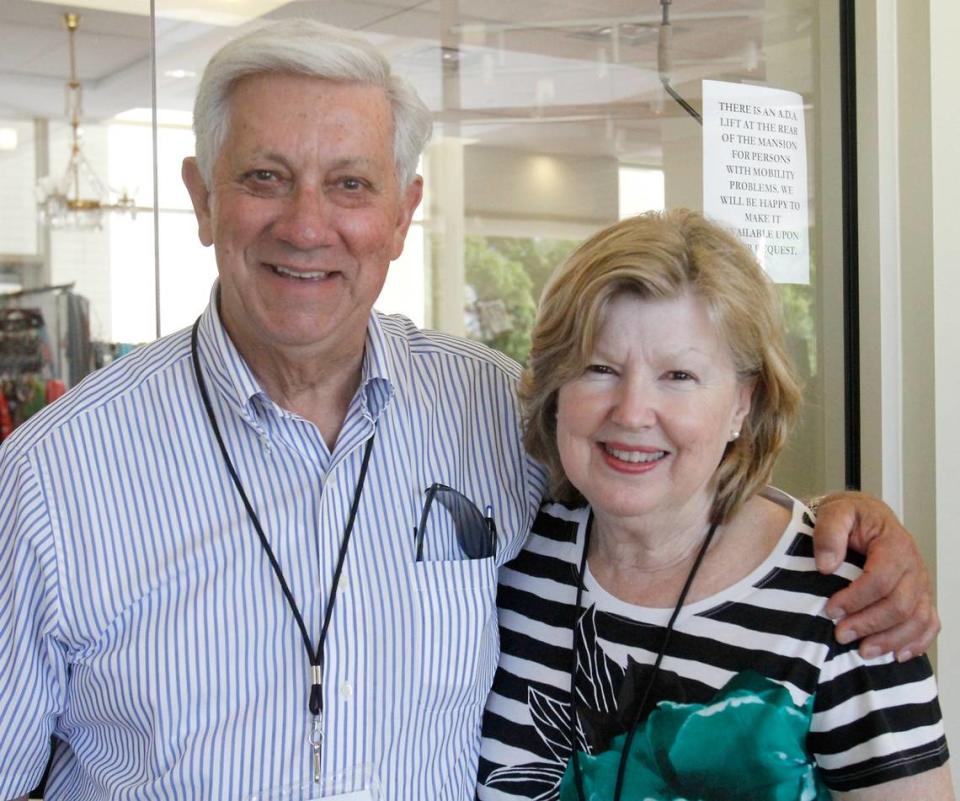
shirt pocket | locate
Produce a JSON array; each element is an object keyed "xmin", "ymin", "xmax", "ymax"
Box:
[{"xmin": 408, "ymin": 556, "xmax": 499, "ymax": 712}]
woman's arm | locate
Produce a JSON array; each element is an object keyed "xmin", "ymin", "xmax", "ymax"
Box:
[{"xmin": 833, "ymin": 763, "xmax": 955, "ymax": 800}]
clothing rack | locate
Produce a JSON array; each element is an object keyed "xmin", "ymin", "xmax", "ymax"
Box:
[
  {"xmin": 0, "ymin": 287, "xmax": 89, "ymax": 442},
  {"xmin": 0, "ymin": 283, "xmax": 93, "ymax": 387},
  {"xmin": 0, "ymin": 308, "xmax": 46, "ymax": 375},
  {"xmin": 1, "ymin": 281, "xmax": 77, "ymax": 299}
]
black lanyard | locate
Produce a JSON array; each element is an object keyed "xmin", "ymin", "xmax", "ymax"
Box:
[
  {"xmin": 568, "ymin": 513, "xmax": 718, "ymax": 801},
  {"xmin": 191, "ymin": 318, "xmax": 375, "ymax": 781}
]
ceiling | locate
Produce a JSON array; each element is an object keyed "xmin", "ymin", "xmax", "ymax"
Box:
[{"xmin": 0, "ymin": 0, "xmax": 817, "ymax": 163}]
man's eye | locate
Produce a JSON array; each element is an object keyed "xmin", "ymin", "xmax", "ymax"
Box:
[
  {"xmin": 240, "ymin": 170, "xmax": 284, "ymax": 191},
  {"xmin": 338, "ymin": 177, "xmax": 367, "ymax": 191}
]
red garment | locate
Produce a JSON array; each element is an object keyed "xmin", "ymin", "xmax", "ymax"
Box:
[
  {"xmin": 0, "ymin": 393, "xmax": 12, "ymax": 442},
  {"xmin": 45, "ymin": 379, "xmax": 67, "ymax": 404}
]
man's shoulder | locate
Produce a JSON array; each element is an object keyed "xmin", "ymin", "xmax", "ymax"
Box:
[
  {"xmin": 1, "ymin": 327, "xmax": 193, "ymax": 458},
  {"xmin": 376, "ymin": 311, "xmax": 522, "ymax": 380}
]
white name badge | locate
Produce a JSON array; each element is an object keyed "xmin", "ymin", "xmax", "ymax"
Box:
[{"xmin": 248, "ymin": 766, "xmax": 380, "ymax": 801}]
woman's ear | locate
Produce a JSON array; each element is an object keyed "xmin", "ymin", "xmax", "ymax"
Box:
[{"xmin": 731, "ymin": 377, "xmax": 756, "ymax": 438}]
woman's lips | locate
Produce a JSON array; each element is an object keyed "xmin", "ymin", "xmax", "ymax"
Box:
[{"xmin": 600, "ymin": 442, "xmax": 668, "ymax": 472}]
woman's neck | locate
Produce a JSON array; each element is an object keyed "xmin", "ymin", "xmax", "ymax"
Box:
[
  {"xmin": 587, "ymin": 494, "xmax": 789, "ymax": 607},
  {"xmin": 589, "ymin": 491, "xmax": 714, "ymax": 571}
]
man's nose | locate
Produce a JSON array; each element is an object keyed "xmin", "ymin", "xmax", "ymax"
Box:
[{"xmin": 272, "ymin": 185, "xmax": 334, "ymax": 248}]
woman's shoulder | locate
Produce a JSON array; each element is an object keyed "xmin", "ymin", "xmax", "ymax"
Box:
[
  {"xmin": 741, "ymin": 487, "xmax": 866, "ymax": 600},
  {"xmin": 701, "ymin": 489, "xmax": 801, "ymax": 596}
]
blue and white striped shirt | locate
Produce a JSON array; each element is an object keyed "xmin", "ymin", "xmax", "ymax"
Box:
[{"xmin": 0, "ymin": 290, "xmax": 545, "ymax": 800}]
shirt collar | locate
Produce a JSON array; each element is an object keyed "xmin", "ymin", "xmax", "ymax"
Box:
[
  {"xmin": 359, "ymin": 311, "xmax": 404, "ymax": 422},
  {"xmin": 196, "ymin": 281, "xmax": 400, "ymax": 428}
]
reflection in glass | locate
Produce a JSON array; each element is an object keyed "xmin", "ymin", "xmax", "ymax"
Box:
[{"xmin": 0, "ymin": 0, "xmax": 842, "ymax": 497}]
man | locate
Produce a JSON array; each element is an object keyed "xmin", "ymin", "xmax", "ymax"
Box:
[{"xmin": 0, "ymin": 19, "xmax": 937, "ymax": 801}]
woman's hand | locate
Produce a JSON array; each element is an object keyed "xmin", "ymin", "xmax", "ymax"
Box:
[{"xmin": 811, "ymin": 491, "xmax": 939, "ymax": 662}]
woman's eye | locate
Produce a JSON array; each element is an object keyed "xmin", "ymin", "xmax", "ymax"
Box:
[
  {"xmin": 666, "ymin": 370, "xmax": 695, "ymax": 381},
  {"xmin": 585, "ymin": 364, "xmax": 615, "ymax": 376}
]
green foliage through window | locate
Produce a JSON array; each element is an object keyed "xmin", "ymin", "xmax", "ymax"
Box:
[
  {"xmin": 464, "ymin": 235, "xmax": 578, "ymax": 364},
  {"xmin": 464, "ymin": 235, "xmax": 818, "ymax": 386}
]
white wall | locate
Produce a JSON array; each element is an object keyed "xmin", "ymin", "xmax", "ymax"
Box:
[
  {"xmin": 857, "ymin": 0, "xmax": 960, "ymax": 786},
  {"xmin": 929, "ymin": 0, "xmax": 960, "ymax": 779}
]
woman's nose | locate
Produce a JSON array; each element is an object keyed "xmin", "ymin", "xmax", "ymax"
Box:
[{"xmin": 610, "ymin": 379, "xmax": 657, "ymax": 429}]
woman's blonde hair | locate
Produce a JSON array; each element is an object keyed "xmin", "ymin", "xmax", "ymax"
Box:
[{"xmin": 521, "ymin": 209, "xmax": 802, "ymax": 523}]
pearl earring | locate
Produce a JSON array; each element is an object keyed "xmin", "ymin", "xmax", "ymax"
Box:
[{"xmin": 729, "ymin": 430, "xmax": 740, "ymax": 442}]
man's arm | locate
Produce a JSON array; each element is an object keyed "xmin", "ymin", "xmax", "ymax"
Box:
[
  {"xmin": 0, "ymin": 450, "xmax": 63, "ymax": 798},
  {"xmin": 833, "ymin": 763, "xmax": 955, "ymax": 800},
  {"xmin": 811, "ymin": 491, "xmax": 940, "ymax": 660}
]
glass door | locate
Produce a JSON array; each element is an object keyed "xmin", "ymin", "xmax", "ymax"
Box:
[
  {"xmin": 151, "ymin": 0, "xmax": 850, "ymax": 499},
  {"xmin": 0, "ymin": 0, "xmax": 852, "ymax": 494}
]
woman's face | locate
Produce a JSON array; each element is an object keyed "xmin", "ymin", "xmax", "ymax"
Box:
[{"xmin": 555, "ymin": 291, "xmax": 753, "ymax": 530}]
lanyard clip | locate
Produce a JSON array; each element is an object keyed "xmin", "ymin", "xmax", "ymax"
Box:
[{"xmin": 309, "ymin": 715, "xmax": 323, "ymax": 783}]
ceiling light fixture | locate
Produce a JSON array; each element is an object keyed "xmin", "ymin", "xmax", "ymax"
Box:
[{"xmin": 36, "ymin": 13, "xmax": 136, "ymax": 230}]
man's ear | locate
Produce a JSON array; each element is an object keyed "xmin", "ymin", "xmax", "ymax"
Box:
[
  {"xmin": 390, "ymin": 175, "xmax": 423, "ymax": 260},
  {"xmin": 182, "ymin": 157, "xmax": 214, "ymax": 247}
]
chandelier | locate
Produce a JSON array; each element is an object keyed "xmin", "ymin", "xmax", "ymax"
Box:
[{"xmin": 36, "ymin": 13, "xmax": 136, "ymax": 230}]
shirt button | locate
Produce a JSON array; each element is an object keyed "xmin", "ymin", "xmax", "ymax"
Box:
[{"xmin": 340, "ymin": 680, "xmax": 353, "ymax": 701}]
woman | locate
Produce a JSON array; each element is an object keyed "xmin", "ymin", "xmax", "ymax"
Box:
[{"xmin": 477, "ymin": 210, "xmax": 951, "ymax": 800}]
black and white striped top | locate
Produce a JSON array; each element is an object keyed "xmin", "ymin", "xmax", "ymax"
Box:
[{"xmin": 478, "ymin": 491, "xmax": 948, "ymax": 799}]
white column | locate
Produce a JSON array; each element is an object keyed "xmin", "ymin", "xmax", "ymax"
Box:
[
  {"xmin": 857, "ymin": 2, "xmax": 960, "ymax": 787},
  {"xmin": 425, "ymin": 138, "xmax": 466, "ymax": 335},
  {"xmin": 930, "ymin": 0, "xmax": 960, "ymax": 782},
  {"xmin": 855, "ymin": 1, "xmax": 904, "ymax": 516}
]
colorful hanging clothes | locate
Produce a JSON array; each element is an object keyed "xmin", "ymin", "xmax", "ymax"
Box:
[
  {"xmin": 0, "ymin": 393, "xmax": 12, "ymax": 441},
  {"xmin": 45, "ymin": 379, "xmax": 67, "ymax": 404}
]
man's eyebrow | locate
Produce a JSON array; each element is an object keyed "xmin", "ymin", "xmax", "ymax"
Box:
[
  {"xmin": 327, "ymin": 156, "xmax": 378, "ymax": 170},
  {"xmin": 236, "ymin": 150, "xmax": 289, "ymax": 168},
  {"xmin": 239, "ymin": 154, "xmax": 380, "ymax": 172}
]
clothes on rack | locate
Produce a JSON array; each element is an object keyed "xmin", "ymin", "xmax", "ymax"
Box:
[
  {"xmin": 0, "ymin": 287, "xmax": 141, "ymax": 443},
  {"xmin": 0, "ymin": 285, "xmax": 93, "ymax": 386},
  {"xmin": 92, "ymin": 341, "xmax": 142, "ymax": 370},
  {"xmin": 0, "ymin": 304, "xmax": 73, "ymax": 443},
  {"xmin": 0, "ymin": 308, "xmax": 48, "ymax": 374}
]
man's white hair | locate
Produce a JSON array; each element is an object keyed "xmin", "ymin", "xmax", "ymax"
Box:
[{"xmin": 192, "ymin": 18, "xmax": 432, "ymax": 188}]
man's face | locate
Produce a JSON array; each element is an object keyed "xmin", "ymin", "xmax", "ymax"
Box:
[{"xmin": 183, "ymin": 72, "xmax": 422, "ymax": 360}]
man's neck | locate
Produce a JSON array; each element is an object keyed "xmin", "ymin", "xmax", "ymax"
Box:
[
  {"xmin": 224, "ymin": 321, "xmax": 367, "ymax": 452},
  {"xmin": 255, "ymin": 349, "xmax": 364, "ymax": 451}
]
